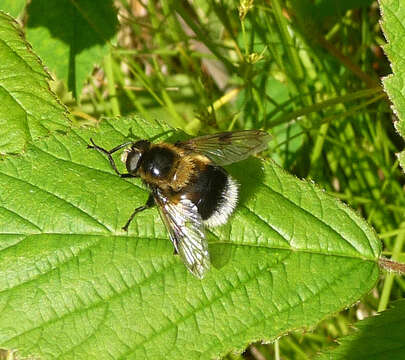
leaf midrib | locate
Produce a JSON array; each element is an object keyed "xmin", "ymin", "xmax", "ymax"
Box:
[
  {"xmin": 14, "ymin": 142, "xmax": 377, "ymax": 259},
  {"xmin": 1, "ymin": 231, "xmax": 378, "ymax": 261}
]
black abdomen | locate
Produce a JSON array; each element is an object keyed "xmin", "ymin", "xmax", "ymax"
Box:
[{"xmin": 188, "ymin": 165, "xmax": 229, "ymax": 220}]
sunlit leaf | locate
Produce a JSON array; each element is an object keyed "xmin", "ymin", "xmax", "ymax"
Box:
[
  {"xmin": 0, "ymin": 115, "xmax": 381, "ymax": 359},
  {"xmin": 0, "ymin": 12, "xmax": 70, "ymax": 154},
  {"xmin": 0, "ymin": 0, "xmax": 26, "ymax": 17},
  {"xmin": 380, "ymin": 0, "xmax": 405, "ymax": 171}
]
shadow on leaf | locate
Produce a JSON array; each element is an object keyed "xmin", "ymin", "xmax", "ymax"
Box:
[{"xmin": 26, "ymin": 0, "xmax": 118, "ymax": 95}]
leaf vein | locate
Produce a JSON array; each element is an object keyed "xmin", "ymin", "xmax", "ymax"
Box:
[
  {"xmin": 0, "ymin": 205, "xmax": 42, "ymax": 232},
  {"xmin": 258, "ymin": 180, "xmax": 366, "ymax": 255},
  {"xmin": 0, "ymin": 171, "xmax": 111, "ymax": 232}
]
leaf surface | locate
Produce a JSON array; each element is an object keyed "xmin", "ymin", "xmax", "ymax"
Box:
[
  {"xmin": 316, "ymin": 300, "xmax": 405, "ymax": 360},
  {"xmin": 0, "ymin": 0, "xmax": 26, "ymax": 17},
  {"xmin": 0, "ymin": 12, "xmax": 70, "ymax": 154},
  {"xmin": 25, "ymin": 0, "xmax": 118, "ymax": 97},
  {"xmin": 0, "ymin": 117, "xmax": 380, "ymax": 359},
  {"xmin": 380, "ymin": 0, "xmax": 405, "ymax": 171}
]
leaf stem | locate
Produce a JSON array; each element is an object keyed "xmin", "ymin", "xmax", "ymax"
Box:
[
  {"xmin": 379, "ymin": 257, "xmax": 405, "ymax": 274},
  {"xmin": 378, "ymin": 223, "xmax": 405, "ymax": 312}
]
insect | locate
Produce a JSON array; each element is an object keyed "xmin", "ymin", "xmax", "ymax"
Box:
[{"xmin": 87, "ymin": 130, "xmax": 270, "ymax": 278}]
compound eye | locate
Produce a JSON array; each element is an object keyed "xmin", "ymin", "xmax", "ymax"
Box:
[{"xmin": 126, "ymin": 150, "xmax": 142, "ymax": 174}]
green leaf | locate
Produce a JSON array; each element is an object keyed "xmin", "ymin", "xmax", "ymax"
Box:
[
  {"xmin": 25, "ymin": 0, "xmax": 118, "ymax": 97},
  {"xmin": 0, "ymin": 12, "xmax": 70, "ymax": 155},
  {"xmin": 380, "ymin": 0, "xmax": 405, "ymax": 171},
  {"xmin": 0, "ymin": 116, "xmax": 380, "ymax": 359},
  {"xmin": 316, "ymin": 300, "xmax": 405, "ymax": 360},
  {"xmin": 0, "ymin": 0, "xmax": 26, "ymax": 17}
]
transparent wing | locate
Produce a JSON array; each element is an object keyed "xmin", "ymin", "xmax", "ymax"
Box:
[
  {"xmin": 152, "ymin": 188, "xmax": 210, "ymax": 279},
  {"xmin": 177, "ymin": 130, "xmax": 271, "ymax": 166}
]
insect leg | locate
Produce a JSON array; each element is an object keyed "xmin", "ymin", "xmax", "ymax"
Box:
[
  {"xmin": 122, "ymin": 194, "xmax": 155, "ymax": 231},
  {"xmin": 87, "ymin": 138, "xmax": 136, "ymax": 178}
]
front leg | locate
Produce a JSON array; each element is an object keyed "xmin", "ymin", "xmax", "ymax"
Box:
[
  {"xmin": 122, "ymin": 194, "xmax": 155, "ymax": 231},
  {"xmin": 87, "ymin": 138, "xmax": 136, "ymax": 178}
]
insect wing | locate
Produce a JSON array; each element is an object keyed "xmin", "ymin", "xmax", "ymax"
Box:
[
  {"xmin": 153, "ymin": 188, "xmax": 210, "ymax": 278},
  {"xmin": 177, "ymin": 130, "xmax": 271, "ymax": 166}
]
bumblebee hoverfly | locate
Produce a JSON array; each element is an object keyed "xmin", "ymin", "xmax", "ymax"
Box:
[{"xmin": 88, "ymin": 130, "xmax": 270, "ymax": 278}]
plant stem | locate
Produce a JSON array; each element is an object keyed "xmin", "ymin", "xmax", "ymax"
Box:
[
  {"xmin": 104, "ymin": 51, "xmax": 120, "ymax": 117},
  {"xmin": 269, "ymin": 87, "xmax": 382, "ymax": 127},
  {"xmin": 271, "ymin": 0, "xmax": 303, "ymax": 80},
  {"xmin": 274, "ymin": 340, "xmax": 280, "ymax": 360}
]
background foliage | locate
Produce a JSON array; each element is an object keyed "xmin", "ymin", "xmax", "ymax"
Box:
[{"xmin": 0, "ymin": 0, "xmax": 404, "ymax": 359}]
